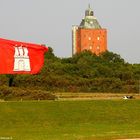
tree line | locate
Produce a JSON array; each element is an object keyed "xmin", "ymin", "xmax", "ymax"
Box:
[{"xmin": 0, "ymin": 47, "xmax": 140, "ymax": 96}]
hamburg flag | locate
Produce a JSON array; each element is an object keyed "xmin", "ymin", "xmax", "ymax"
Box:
[{"xmin": 0, "ymin": 38, "xmax": 48, "ymax": 74}]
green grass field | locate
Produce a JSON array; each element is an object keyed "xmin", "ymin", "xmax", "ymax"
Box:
[{"xmin": 0, "ymin": 100, "xmax": 140, "ymax": 140}]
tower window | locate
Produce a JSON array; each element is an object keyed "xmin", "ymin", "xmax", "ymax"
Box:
[
  {"xmin": 90, "ymin": 21, "xmax": 93, "ymax": 24},
  {"xmin": 97, "ymin": 46, "xmax": 100, "ymax": 50},
  {"xmin": 88, "ymin": 37, "xmax": 91, "ymax": 40},
  {"xmin": 89, "ymin": 46, "xmax": 93, "ymax": 50}
]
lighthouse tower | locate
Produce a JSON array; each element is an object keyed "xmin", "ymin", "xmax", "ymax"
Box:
[{"xmin": 72, "ymin": 5, "xmax": 107, "ymax": 55}]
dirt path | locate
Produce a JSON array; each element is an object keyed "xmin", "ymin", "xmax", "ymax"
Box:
[
  {"xmin": 117, "ymin": 139, "xmax": 140, "ymax": 140},
  {"xmin": 55, "ymin": 93, "xmax": 140, "ymax": 100}
]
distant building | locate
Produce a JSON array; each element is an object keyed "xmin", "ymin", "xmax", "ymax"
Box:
[{"xmin": 72, "ymin": 5, "xmax": 107, "ymax": 55}]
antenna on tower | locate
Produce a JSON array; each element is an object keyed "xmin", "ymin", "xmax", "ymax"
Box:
[{"xmin": 88, "ymin": 4, "xmax": 90, "ymax": 8}]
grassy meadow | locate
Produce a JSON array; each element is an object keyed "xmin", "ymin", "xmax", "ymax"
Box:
[{"xmin": 0, "ymin": 100, "xmax": 140, "ymax": 140}]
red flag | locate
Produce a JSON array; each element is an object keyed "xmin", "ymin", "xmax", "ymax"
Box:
[{"xmin": 0, "ymin": 38, "xmax": 48, "ymax": 74}]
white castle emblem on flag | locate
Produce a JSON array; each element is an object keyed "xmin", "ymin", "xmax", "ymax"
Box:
[{"xmin": 14, "ymin": 46, "xmax": 31, "ymax": 71}]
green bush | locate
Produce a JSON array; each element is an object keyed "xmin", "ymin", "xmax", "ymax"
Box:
[
  {"xmin": 0, "ymin": 86, "xmax": 56, "ymax": 101},
  {"xmin": 0, "ymin": 49, "xmax": 139, "ymax": 95}
]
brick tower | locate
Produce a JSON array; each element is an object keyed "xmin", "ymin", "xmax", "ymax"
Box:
[{"xmin": 72, "ymin": 5, "xmax": 107, "ymax": 55}]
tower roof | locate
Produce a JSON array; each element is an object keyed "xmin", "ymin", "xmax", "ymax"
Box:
[{"xmin": 80, "ymin": 5, "xmax": 101, "ymax": 29}]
